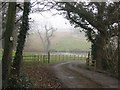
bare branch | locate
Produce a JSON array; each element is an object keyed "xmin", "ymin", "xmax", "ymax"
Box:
[
  {"xmin": 16, "ymin": 4, "xmax": 23, "ymax": 10},
  {"xmin": 37, "ymin": 30, "xmax": 46, "ymax": 50},
  {"xmin": 15, "ymin": 16, "xmax": 22, "ymax": 24},
  {"xmin": 37, "ymin": 24, "xmax": 56, "ymax": 52},
  {"xmin": 31, "ymin": 0, "xmax": 57, "ymax": 13}
]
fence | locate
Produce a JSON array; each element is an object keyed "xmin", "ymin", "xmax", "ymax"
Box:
[
  {"xmin": 23, "ymin": 53, "xmax": 88, "ymax": 63},
  {"xmin": 86, "ymin": 51, "xmax": 96, "ymax": 69}
]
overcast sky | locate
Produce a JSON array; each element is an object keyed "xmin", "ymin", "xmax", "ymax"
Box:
[{"xmin": 29, "ymin": 9, "xmax": 75, "ymax": 32}]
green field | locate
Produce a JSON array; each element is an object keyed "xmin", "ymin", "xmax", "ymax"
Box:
[
  {"xmin": 0, "ymin": 32, "xmax": 90, "ymax": 62},
  {"xmin": 51, "ymin": 34, "xmax": 91, "ymax": 51},
  {"xmin": 0, "ymin": 50, "xmax": 87, "ymax": 65},
  {"xmin": 25, "ymin": 32, "xmax": 91, "ymax": 51}
]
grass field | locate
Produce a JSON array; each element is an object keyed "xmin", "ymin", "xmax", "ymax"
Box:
[
  {"xmin": 0, "ymin": 31, "xmax": 90, "ymax": 63},
  {"xmin": 51, "ymin": 34, "xmax": 91, "ymax": 51},
  {"xmin": 0, "ymin": 50, "xmax": 87, "ymax": 64},
  {"xmin": 24, "ymin": 32, "xmax": 91, "ymax": 52}
]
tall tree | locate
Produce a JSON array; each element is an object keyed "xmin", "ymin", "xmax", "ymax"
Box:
[
  {"xmin": 12, "ymin": 2, "xmax": 30, "ymax": 77},
  {"xmin": 118, "ymin": 4, "xmax": 120, "ymax": 79},
  {"xmin": 2, "ymin": 2, "xmax": 16, "ymax": 88},
  {"xmin": 1, "ymin": 2, "xmax": 24, "ymax": 50},
  {"xmin": 56, "ymin": 2, "xmax": 119, "ymax": 70},
  {"xmin": 10, "ymin": 2, "xmax": 31, "ymax": 88}
]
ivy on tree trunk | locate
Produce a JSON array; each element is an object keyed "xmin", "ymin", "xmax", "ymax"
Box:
[{"xmin": 11, "ymin": 2, "xmax": 30, "ymax": 86}]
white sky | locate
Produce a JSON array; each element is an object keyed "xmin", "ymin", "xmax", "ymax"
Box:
[{"xmin": 29, "ymin": 10, "xmax": 75, "ymax": 32}]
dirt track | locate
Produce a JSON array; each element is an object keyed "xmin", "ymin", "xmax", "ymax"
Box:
[{"xmin": 52, "ymin": 61, "xmax": 119, "ymax": 88}]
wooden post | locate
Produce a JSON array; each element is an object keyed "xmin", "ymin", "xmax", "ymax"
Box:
[
  {"xmin": 78, "ymin": 55, "xmax": 79, "ymax": 60},
  {"xmin": 59, "ymin": 55, "xmax": 60, "ymax": 61},
  {"xmin": 73, "ymin": 55, "xmax": 75, "ymax": 60},
  {"xmin": 86, "ymin": 52, "xmax": 90, "ymax": 67},
  {"xmin": 55, "ymin": 55, "xmax": 57, "ymax": 61},
  {"xmin": 86, "ymin": 58, "xmax": 89, "ymax": 66},
  {"xmin": 91, "ymin": 60, "xmax": 96, "ymax": 70}
]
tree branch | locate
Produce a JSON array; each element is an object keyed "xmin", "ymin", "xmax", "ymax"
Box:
[
  {"xmin": 16, "ymin": 4, "xmax": 23, "ymax": 10},
  {"xmin": 67, "ymin": 11, "xmax": 95, "ymax": 43},
  {"xmin": 38, "ymin": 30, "xmax": 46, "ymax": 50},
  {"xmin": 60, "ymin": 2, "xmax": 105, "ymax": 34}
]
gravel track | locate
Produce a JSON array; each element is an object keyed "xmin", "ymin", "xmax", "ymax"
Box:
[{"xmin": 52, "ymin": 61, "xmax": 119, "ymax": 88}]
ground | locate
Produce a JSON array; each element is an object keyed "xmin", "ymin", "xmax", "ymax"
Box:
[
  {"xmin": 23, "ymin": 62, "xmax": 63, "ymax": 88},
  {"xmin": 23, "ymin": 61, "xmax": 119, "ymax": 88}
]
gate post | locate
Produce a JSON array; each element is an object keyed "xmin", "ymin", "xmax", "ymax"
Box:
[{"xmin": 86, "ymin": 52, "xmax": 90, "ymax": 67}]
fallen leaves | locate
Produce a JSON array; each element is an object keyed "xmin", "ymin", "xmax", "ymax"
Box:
[{"xmin": 23, "ymin": 62, "xmax": 63, "ymax": 88}]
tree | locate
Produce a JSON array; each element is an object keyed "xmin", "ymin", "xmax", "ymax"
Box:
[
  {"xmin": 11, "ymin": 2, "xmax": 30, "ymax": 86},
  {"xmin": 118, "ymin": 2, "xmax": 120, "ymax": 79},
  {"xmin": 2, "ymin": 2, "xmax": 16, "ymax": 88},
  {"xmin": 1, "ymin": 2, "xmax": 8, "ymax": 51},
  {"xmin": 1, "ymin": 2, "xmax": 24, "ymax": 50},
  {"xmin": 38, "ymin": 25, "xmax": 56, "ymax": 63},
  {"xmin": 56, "ymin": 2, "xmax": 119, "ymax": 70}
]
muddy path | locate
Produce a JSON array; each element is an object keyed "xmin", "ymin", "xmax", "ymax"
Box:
[{"xmin": 51, "ymin": 61, "xmax": 119, "ymax": 88}]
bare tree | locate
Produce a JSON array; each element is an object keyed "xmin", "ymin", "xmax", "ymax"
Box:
[{"xmin": 38, "ymin": 25, "xmax": 56, "ymax": 63}]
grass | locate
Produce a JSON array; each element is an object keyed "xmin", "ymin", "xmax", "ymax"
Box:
[
  {"xmin": 51, "ymin": 34, "xmax": 91, "ymax": 51},
  {"xmin": 0, "ymin": 49, "xmax": 87, "ymax": 64},
  {"xmin": 25, "ymin": 32, "xmax": 91, "ymax": 51}
]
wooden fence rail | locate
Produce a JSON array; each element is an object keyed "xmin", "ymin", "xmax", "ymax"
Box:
[{"xmin": 22, "ymin": 54, "xmax": 88, "ymax": 63}]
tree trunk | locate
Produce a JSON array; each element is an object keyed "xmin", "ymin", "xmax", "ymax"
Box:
[
  {"xmin": 94, "ymin": 34, "xmax": 106, "ymax": 70},
  {"xmin": 12, "ymin": 2, "xmax": 30, "ymax": 78},
  {"xmin": 2, "ymin": 2, "xmax": 16, "ymax": 88},
  {"xmin": 12, "ymin": 28, "xmax": 19, "ymax": 50},
  {"xmin": 118, "ymin": 16, "xmax": 120, "ymax": 80}
]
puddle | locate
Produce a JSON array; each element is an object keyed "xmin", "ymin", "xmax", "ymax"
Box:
[{"xmin": 68, "ymin": 76, "xmax": 74, "ymax": 79}]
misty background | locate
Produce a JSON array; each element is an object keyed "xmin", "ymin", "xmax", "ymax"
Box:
[{"xmin": 24, "ymin": 11, "xmax": 91, "ymax": 52}]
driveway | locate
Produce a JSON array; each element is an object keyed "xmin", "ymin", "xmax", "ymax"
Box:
[{"xmin": 52, "ymin": 61, "xmax": 119, "ymax": 88}]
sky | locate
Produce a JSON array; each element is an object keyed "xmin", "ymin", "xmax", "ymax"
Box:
[{"xmin": 29, "ymin": 9, "xmax": 75, "ymax": 32}]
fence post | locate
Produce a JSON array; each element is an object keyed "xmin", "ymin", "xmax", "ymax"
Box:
[
  {"xmin": 55, "ymin": 55, "xmax": 57, "ymax": 61},
  {"xmin": 65, "ymin": 55, "xmax": 67, "ymax": 61},
  {"xmin": 78, "ymin": 55, "xmax": 79, "ymax": 60},
  {"xmin": 69, "ymin": 55, "xmax": 70, "ymax": 61},
  {"xmin": 43, "ymin": 54, "xmax": 45, "ymax": 62},
  {"xmin": 73, "ymin": 55, "xmax": 75, "ymax": 60},
  {"xmin": 86, "ymin": 52, "xmax": 90, "ymax": 67},
  {"xmin": 86, "ymin": 58, "xmax": 90, "ymax": 66},
  {"xmin": 91, "ymin": 60, "xmax": 96, "ymax": 69},
  {"xmin": 33, "ymin": 55, "xmax": 35, "ymax": 61},
  {"xmin": 59, "ymin": 55, "xmax": 60, "ymax": 61},
  {"xmin": 48, "ymin": 52, "xmax": 50, "ymax": 63},
  {"xmin": 62, "ymin": 55, "xmax": 64, "ymax": 61},
  {"xmin": 38, "ymin": 55, "xmax": 39, "ymax": 61}
]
